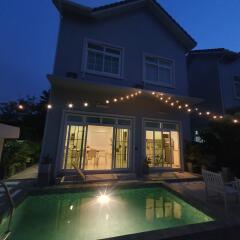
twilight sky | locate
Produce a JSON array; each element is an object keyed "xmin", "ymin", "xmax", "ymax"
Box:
[{"xmin": 0, "ymin": 0, "xmax": 240, "ymax": 102}]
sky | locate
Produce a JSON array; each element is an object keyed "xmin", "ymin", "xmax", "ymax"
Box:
[{"xmin": 0, "ymin": 0, "xmax": 240, "ymax": 102}]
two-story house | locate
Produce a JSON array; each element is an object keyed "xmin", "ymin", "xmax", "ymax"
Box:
[
  {"xmin": 39, "ymin": 0, "xmax": 197, "ymax": 183},
  {"xmin": 187, "ymin": 48, "xmax": 240, "ymax": 139}
]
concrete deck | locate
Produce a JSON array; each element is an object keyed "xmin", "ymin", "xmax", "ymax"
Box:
[{"xmin": 9, "ymin": 164, "xmax": 38, "ymax": 180}]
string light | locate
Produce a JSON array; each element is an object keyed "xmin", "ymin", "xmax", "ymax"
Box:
[
  {"xmin": 106, "ymin": 100, "xmax": 109, "ymax": 104},
  {"xmin": 120, "ymin": 97, "xmax": 124, "ymax": 101},
  {"xmin": 213, "ymin": 115, "xmax": 217, "ymax": 119},
  {"xmin": 126, "ymin": 95, "xmax": 129, "ymax": 99},
  {"xmin": 83, "ymin": 102, "xmax": 88, "ymax": 107},
  {"xmin": 219, "ymin": 115, "xmax": 223, "ymax": 119},
  {"xmin": 138, "ymin": 90, "xmax": 142, "ymax": 94},
  {"xmin": 233, "ymin": 119, "xmax": 238, "ymax": 123},
  {"xmin": 185, "ymin": 104, "xmax": 189, "ymax": 108},
  {"xmin": 18, "ymin": 104, "xmax": 24, "ymax": 110},
  {"xmin": 170, "ymin": 102, "xmax": 174, "ymax": 106},
  {"xmin": 68, "ymin": 103, "xmax": 73, "ymax": 108},
  {"xmin": 178, "ymin": 105, "xmax": 182, "ymax": 109},
  {"xmin": 194, "ymin": 108, "xmax": 198, "ymax": 111},
  {"xmin": 198, "ymin": 112, "xmax": 202, "ymax": 115},
  {"xmin": 113, "ymin": 98, "xmax": 118, "ymax": 102},
  {"xmin": 187, "ymin": 108, "xmax": 192, "ymax": 112},
  {"xmin": 152, "ymin": 92, "xmax": 155, "ymax": 95},
  {"xmin": 47, "ymin": 104, "xmax": 52, "ymax": 109},
  {"xmin": 206, "ymin": 111, "xmax": 211, "ymax": 115}
]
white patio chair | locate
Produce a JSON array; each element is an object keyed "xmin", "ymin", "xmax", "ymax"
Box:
[
  {"xmin": 202, "ymin": 169, "xmax": 238, "ymax": 208},
  {"xmin": 233, "ymin": 177, "xmax": 240, "ymax": 202}
]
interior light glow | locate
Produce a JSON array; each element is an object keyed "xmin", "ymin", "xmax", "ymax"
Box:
[{"xmin": 97, "ymin": 193, "xmax": 110, "ymax": 205}]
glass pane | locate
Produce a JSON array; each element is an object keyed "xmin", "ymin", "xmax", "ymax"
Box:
[
  {"xmin": 154, "ymin": 131, "xmax": 163, "ymax": 167},
  {"xmin": 88, "ymin": 43, "xmax": 104, "ymax": 51},
  {"xmin": 171, "ymin": 131, "xmax": 180, "ymax": 168},
  {"xmin": 63, "ymin": 125, "xmax": 86, "ymax": 169},
  {"xmin": 86, "ymin": 117, "xmax": 101, "ymax": 124},
  {"xmin": 104, "ymin": 55, "xmax": 119, "ymax": 74},
  {"xmin": 67, "ymin": 115, "xmax": 83, "ymax": 123},
  {"xmin": 85, "ymin": 125, "xmax": 113, "ymax": 170},
  {"xmin": 102, "ymin": 118, "xmax": 116, "ymax": 125},
  {"xmin": 162, "ymin": 123, "xmax": 178, "ymax": 131},
  {"xmin": 146, "ymin": 130, "xmax": 154, "ymax": 166},
  {"xmin": 162, "ymin": 131, "xmax": 172, "ymax": 167},
  {"xmin": 145, "ymin": 121, "xmax": 160, "ymax": 129},
  {"xmin": 118, "ymin": 119, "xmax": 131, "ymax": 126},
  {"xmin": 145, "ymin": 56, "xmax": 158, "ymax": 64},
  {"xmin": 158, "ymin": 67, "xmax": 171, "ymax": 85},
  {"xmin": 115, "ymin": 128, "xmax": 129, "ymax": 168},
  {"xmin": 146, "ymin": 63, "xmax": 158, "ymax": 83},
  {"xmin": 87, "ymin": 51, "xmax": 103, "ymax": 72},
  {"xmin": 105, "ymin": 47, "xmax": 121, "ymax": 55}
]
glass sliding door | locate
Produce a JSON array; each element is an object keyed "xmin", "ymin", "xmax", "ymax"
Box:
[
  {"xmin": 114, "ymin": 128, "xmax": 129, "ymax": 168},
  {"xmin": 84, "ymin": 125, "xmax": 113, "ymax": 170},
  {"xmin": 63, "ymin": 124, "xmax": 87, "ymax": 169},
  {"xmin": 145, "ymin": 121, "xmax": 181, "ymax": 169},
  {"xmin": 62, "ymin": 115, "xmax": 132, "ymax": 171}
]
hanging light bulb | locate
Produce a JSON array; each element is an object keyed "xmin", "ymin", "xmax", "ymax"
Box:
[
  {"xmin": 18, "ymin": 104, "xmax": 24, "ymax": 110},
  {"xmin": 206, "ymin": 111, "xmax": 211, "ymax": 115},
  {"xmin": 126, "ymin": 95, "xmax": 129, "ymax": 99},
  {"xmin": 178, "ymin": 105, "xmax": 182, "ymax": 109},
  {"xmin": 219, "ymin": 115, "xmax": 223, "ymax": 119},
  {"xmin": 233, "ymin": 119, "xmax": 238, "ymax": 123},
  {"xmin": 187, "ymin": 108, "xmax": 192, "ymax": 112},
  {"xmin": 47, "ymin": 104, "xmax": 52, "ymax": 109},
  {"xmin": 130, "ymin": 94, "xmax": 134, "ymax": 98},
  {"xmin": 160, "ymin": 97, "xmax": 163, "ymax": 100},
  {"xmin": 113, "ymin": 98, "xmax": 118, "ymax": 102},
  {"xmin": 170, "ymin": 102, "xmax": 174, "ymax": 106},
  {"xmin": 138, "ymin": 90, "xmax": 142, "ymax": 94},
  {"xmin": 198, "ymin": 112, "xmax": 202, "ymax": 115},
  {"xmin": 83, "ymin": 102, "xmax": 88, "ymax": 107},
  {"xmin": 68, "ymin": 103, "xmax": 73, "ymax": 108},
  {"xmin": 185, "ymin": 104, "xmax": 189, "ymax": 108},
  {"xmin": 213, "ymin": 115, "xmax": 217, "ymax": 119},
  {"xmin": 194, "ymin": 108, "xmax": 198, "ymax": 111},
  {"xmin": 106, "ymin": 100, "xmax": 109, "ymax": 104},
  {"xmin": 152, "ymin": 92, "xmax": 155, "ymax": 95},
  {"xmin": 120, "ymin": 97, "xmax": 124, "ymax": 101}
]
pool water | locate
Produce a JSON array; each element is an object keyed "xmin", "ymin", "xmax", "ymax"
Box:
[{"xmin": 0, "ymin": 187, "xmax": 213, "ymax": 240}]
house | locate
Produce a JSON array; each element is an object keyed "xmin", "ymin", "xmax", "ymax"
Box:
[
  {"xmin": 38, "ymin": 0, "xmax": 198, "ymax": 184},
  {"xmin": 187, "ymin": 48, "xmax": 240, "ymax": 139}
]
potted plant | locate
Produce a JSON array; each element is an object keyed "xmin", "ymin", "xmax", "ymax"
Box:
[
  {"xmin": 143, "ymin": 157, "xmax": 151, "ymax": 174},
  {"xmin": 38, "ymin": 154, "xmax": 52, "ymax": 186}
]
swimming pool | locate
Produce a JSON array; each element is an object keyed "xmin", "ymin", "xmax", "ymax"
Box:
[{"xmin": 0, "ymin": 187, "xmax": 213, "ymax": 240}]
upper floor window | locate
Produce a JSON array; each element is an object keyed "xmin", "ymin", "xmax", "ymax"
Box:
[
  {"xmin": 233, "ymin": 76, "xmax": 240, "ymax": 99},
  {"xmin": 144, "ymin": 54, "xmax": 174, "ymax": 87},
  {"xmin": 85, "ymin": 40, "xmax": 123, "ymax": 78}
]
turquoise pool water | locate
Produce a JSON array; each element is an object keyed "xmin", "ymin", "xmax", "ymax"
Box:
[{"xmin": 0, "ymin": 187, "xmax": 213, "ymax": 240}]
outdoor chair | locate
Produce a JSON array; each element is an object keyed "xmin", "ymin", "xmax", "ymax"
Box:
[{"xmin": 202, "ymin": 169, "xmax": 238, "ymax": 208}]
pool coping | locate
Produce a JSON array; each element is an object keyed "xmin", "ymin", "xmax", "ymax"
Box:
[{"xmin": 2, "ymin": 180, "xmax": 240, "ymax": 240}]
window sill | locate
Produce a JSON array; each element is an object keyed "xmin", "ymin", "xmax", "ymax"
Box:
[
  {"xmin": 84, "ymin": 69, "xmax": 124, "ymax": 80},
  {"xmin": 144, "ymin": 80, "xmax": 175, "ymax": 89}
]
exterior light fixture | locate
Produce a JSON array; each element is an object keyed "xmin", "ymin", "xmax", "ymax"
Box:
[
  {"xmin": 97, "ymin": 193, "xmax": 110, "ymax": 205},
  {"xmin": 68, "ymin": 103, "xmax": 73, "ymax": 108}
]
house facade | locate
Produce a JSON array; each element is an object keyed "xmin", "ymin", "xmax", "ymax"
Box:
[
  {"xmin": 187, "ymin": 48, "xmax": 240, "ymax": 139},
  {"xmin": 39, "ymin": 0, "xmax": 197, "ymax": 182}
]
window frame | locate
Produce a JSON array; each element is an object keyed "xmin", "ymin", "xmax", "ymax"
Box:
[
  {"xmin": 82, "ymin": 38, "xmax": 124, "ymax": 79},
  {"xmin": 143, "ymin": 53, "xmax": 175, "ymax": 88},
  {"xmin": 233, "ymin": 75, "xmax": 240, "ymax": 100}
]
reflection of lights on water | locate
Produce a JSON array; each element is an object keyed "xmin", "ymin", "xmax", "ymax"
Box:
[
  {"xmin": 69, "ymin": 205, "xmax": 74, "ymax": 210},
  {"xmin": 106, "ymin": 214, "xmax": 109, "ymax": 220},
  {"xmin": 97, "ymin": 193, "xmax": 110, "ymax": 205}
]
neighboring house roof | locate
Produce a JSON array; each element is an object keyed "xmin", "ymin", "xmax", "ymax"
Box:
[
  {"xmin": 188, "ymin": 48, "xmax": 240, "ymax": 61},
  {"xmin": 53, "ymin": 0, "xmax": 197, "ymax": 51}
]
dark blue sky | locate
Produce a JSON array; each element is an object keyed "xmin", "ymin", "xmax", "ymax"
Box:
[{"xmin": 0, "ymin": 0, "xmax": 239, "ymax": 102}]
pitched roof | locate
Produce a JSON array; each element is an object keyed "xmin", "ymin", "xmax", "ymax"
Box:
[{"xmin": 53, "ymin": 0, "xmax": 197, "ymax": 51}]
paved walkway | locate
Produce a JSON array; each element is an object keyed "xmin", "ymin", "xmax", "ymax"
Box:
[{"xmin": 9, "ymin": 164, "xmax": 38, "ymax": 180}]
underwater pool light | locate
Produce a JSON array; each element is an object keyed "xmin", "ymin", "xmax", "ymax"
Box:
[{"xmin": 97, "ymin": 193, "xmax": 110, "ymax": 205}]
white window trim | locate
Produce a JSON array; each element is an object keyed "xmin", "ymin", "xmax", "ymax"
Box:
[
  {"xmin": 142, "ymin": 53, "xmax": 175, "ymax": 88},
  {"xmin": 233, "ymin": 75, "xmax": 240, "ymax": 100},
  {"xmin": 82, "ymin": 38, "xmax": 124, "ymax": 79}
]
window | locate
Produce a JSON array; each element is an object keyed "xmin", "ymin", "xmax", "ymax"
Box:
[
  {"xmin": 85, "ymin": 41, "xmax": 122, "ymax": 77},
  {"xmin": 144, "ymin": 55, "xmax": 174, "ymax": 87},
  {"xmin": 233, "ymin": 76, "xmax": 240, "ymax": 99}
]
